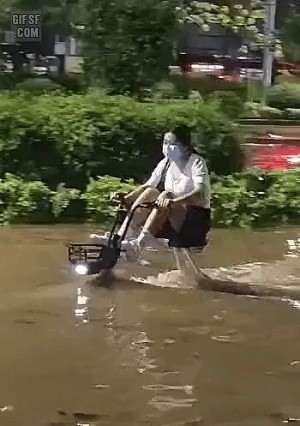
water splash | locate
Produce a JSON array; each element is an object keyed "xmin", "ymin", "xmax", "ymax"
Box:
[
  {"xmin": 282, "ymin": 298, "xmax": 300, "ymax": 311},
  {"xmin": 131, "ymin": 270, "xmax": 195, "ymax": 289},
  {"xmin": 129, "ymin": 237, "xmax": 300, "ymax": 300},
  {"xmin": 0, "ymin": 406, "xmax": 13, "ymax": 413}
]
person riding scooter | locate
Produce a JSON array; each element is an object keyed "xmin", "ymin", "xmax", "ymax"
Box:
[{"xmin": 91, "ymin": 124, "xmax": 211, "ymax": 260}]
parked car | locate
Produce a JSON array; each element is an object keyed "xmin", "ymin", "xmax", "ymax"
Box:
[
  {"xmin": 254, "ymin": 145, "xmax": 300, "ymax": 171},
  {"xmin": 32, "ymin": 65, "xmax": 48, "ymax": 76}
]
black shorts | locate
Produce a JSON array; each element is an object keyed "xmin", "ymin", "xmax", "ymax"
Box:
[{"xmin": 154, "ymin": 206, "xmax": 211, "ymax": 249}]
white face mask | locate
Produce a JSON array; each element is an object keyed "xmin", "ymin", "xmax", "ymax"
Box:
[
  {"xmin": 162, "ymin": 132, "xmax": 182, "ymax": 161},
  {"xmin": 166, "ymin": 144, "xmax": 182, "ymax": 162}
]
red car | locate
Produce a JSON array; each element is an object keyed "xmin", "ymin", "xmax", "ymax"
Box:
[{"xmin": 253, "ymin": 145, "xmax": 300, "ymax": 171}]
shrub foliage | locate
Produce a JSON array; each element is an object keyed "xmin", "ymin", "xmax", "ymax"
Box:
[{"xmin": 0, "ymin": 170, "xmax": 298, "ymax": 227}]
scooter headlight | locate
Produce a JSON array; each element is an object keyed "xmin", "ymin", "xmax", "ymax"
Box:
[{"xmin": 74, "ymin": 263, "xmax": 89, "ymax": 276}]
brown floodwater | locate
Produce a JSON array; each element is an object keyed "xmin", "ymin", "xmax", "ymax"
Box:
[{"xmin": 0, "ymin": 225, "xmax": 300, "ymax": 426}]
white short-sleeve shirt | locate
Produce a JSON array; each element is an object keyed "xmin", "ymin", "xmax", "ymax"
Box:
[{"xmin": 145, "ymin": 154, "xmax": 211, "ymax": 209}]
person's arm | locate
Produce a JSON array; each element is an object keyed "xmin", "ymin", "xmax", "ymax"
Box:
[
  {"xmin": 173, "ymin": 157, "xmax": 207, "ymax": 206},
  {"xmin": 124, "ymin": 184, "xmax": 148, "ymax": 203},
  {"xmin": 124, "ymin": 159, "xmax": 166, "ymax": 204}
]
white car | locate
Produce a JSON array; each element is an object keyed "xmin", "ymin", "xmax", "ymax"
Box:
[
  {"xmin": 33, "ymin": 66, "xmax": 48, "ymax": 76},
  {"xmin": 287, "ymin": 155, "xmax": 300, "ymax": 166}
]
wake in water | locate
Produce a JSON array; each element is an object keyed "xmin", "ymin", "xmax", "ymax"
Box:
[
  {"xmin": 131, "ymin": 269, "xmax": 195, "ymax": 289},
  {"xmin": 129, "ymin": 238, "xmax": 300, "ymax": 298},
  {"xmin": 81, "ymin": 236, "xmax": 300, "ymax": 303},
  {"xmin": 130, "ymin": 257, "xmax": 300, "ymax": 288},
  {"xmin": 202, "ymin": 257, "xmax": 300, "ymax": 287}
]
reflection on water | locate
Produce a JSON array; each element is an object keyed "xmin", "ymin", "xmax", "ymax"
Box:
[
  {"xmin": 0, "ymin": 226, "xmax": 299, "ymax": 425},
  {"xmin": 283, "ymin": 298, "xmax": 300, "ymax": 312},
  {"xmin": 286, "ymin": 238, "xmax": 300, "ymax": 257},
  {"xmin": 75, "ymin": 287, "xmax": 89, "ymax": 324}
]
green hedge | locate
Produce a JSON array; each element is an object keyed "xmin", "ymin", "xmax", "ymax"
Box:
[
  {"xmin": 0, "ymin": 72, "xmax": 85, "ymax": 94},
  {"xmin": 15, "ymin": 78, "xmax": 62, "ymax": 94},
  {"xmin": 207, "ymin": 91, "xmax": 244, "ymax": 119},
  {"xmin": 266, "ymin": 83, "xmax": 300, "ymax": 110},
  {"xmin": 170, "ymin": 76, "xmax": 248, "ymax": 100},
  {"xmin": 212, "ymin": 169, "xmax": 300, "ymax": 227},
  {"xmin": 243, "ymin": 83, "xmax": 300, "ymax": 120},
  {"xmin": 0, "ymin": 170, "xmax": 299, "ymax": 227},
  {"xmin": 0, "ymin": 91, "xmax": 242, "ymax": 189},
  {"xmin": 241, "ymin": 84, "xmax": 300, "ymax": 119},
  {"xmin": 242, "ymin": 101, "xmax": 300, "ymax": 120},
  {"xmin": 0, "ymin": 71, "xmax": 34, "ymax": 91}
]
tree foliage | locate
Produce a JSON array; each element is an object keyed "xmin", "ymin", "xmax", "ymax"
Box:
[
  {"xmin": 1, "ymin": 0, "xmax": 293, "ymax": 95},
  {"xmin": 82, "ymin": 0, "xmax": 178, "ymax": 95},
  {"xmin": 0, "ymin": 0, "xmax": 16, "ymax": 30},
  {"xmin": 281, "ymin": 14, "xmax": 300, "ymax": 63},
  {"xmin": 177, "ymin": 0, "xmax": 280, "ymax": 52},
  {"xmin": 81, "ymin": 0, "xmax": 283, "ymax": 95}
]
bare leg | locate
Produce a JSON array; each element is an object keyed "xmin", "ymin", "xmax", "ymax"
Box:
[
  {"xmin": 141, "ymin": 199, "xmax": 186, "ymax": 236},
  {"xmin": 122, "ymin": 192, "xmax": 186, "ymax": 261},
  {"xmin": 90, "ymin": 187, "xmax": 161, "ymax": 247},
  {"xmin": 141, "ymin": 204, "xmax": 169, "ymax": 236},
  {"xmin": 117, "ymin": 188, "xmax": 160, "ymax": 238}
]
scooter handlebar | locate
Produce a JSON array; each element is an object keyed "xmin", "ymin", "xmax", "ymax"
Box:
[
  {"xmin": 110, "ymin": 193, "xmax": 156, "ymax": 209},
  {"xmin": 110, "ymin": 192, "xmax": 126, "ymax": 203}
]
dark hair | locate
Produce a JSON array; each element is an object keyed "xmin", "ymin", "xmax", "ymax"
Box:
[{"xmin": 172, "ymin": 124, "xmax": 192, "ymax": 150}]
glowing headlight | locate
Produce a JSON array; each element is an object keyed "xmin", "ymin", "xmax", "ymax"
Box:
[{"xmin": 74, "ymin": 263, "xmax": 88, "ymax": 276}]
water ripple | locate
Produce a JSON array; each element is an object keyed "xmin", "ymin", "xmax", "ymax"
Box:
[
  {"xmin": 163, "ymin": 419, "xmax": 203, "ymax": 426},
  {"xmin": 210, "ymin": 334, "xmax": 243, "ymax": 343},
  {"xmin": 148, "ymin": 396, "xmax": 197, "ymax": 411},
  {"xmin": 178, "ymin": 326, "xmax": 210, "ymax": 335},
  {"xmin": 143, "ymin": 384, "xmax": 194, "ymax": 395},
  {"xmin": 130, "ymin": 331, "xmax": 158, "ymax": 374}
]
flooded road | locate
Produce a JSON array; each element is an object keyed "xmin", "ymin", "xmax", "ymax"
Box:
[{"xmin": 0, "ymin": 226, "xmax": 300, "ymax": 426}]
